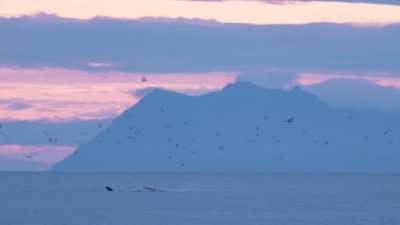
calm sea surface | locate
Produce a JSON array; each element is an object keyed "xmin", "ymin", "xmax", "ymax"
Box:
[{"xmin": 1, "ymin": 173, "xmax": 399, "ymax": 225}]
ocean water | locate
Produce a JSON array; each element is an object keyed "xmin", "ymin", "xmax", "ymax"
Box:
[{"xmin": 1, "ymin": 173, "xmax": 399, "ymax": 225}]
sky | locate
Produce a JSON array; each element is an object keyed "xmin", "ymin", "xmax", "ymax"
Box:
[
  {"xmin": 1, "ymin": 0, "xmax": 400, "ymax": 170},
  {"xmin": 0, "ymin": 68, "xmax": 234, "ymax": 121},
  {"xmin": 2, "ymin": 0, "xmax": 400, "ymax": 24}
]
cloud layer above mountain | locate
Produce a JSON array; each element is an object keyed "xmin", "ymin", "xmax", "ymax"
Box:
[{"xmin": 1, "ymin": 16, "xmax": 399, "ymax": 74}]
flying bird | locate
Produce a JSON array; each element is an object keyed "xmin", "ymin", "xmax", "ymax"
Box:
[
  {"xmin": 285, "ymin": 117, "xmax": 294, "ymax": 123},
  {"xmin": 142, "ymin": 76, "xmax": 147, "ymax": 82},
  {"xmin": 48, "ymin": 137, "xmax": 58, "ymax": 143},
  {"xmin": 25, "ymin": 154, "xmax": 34, "ymax": 159},
  {"xmin": 105, "ymin": 186, "xmax": 114, "ymax": 192}
]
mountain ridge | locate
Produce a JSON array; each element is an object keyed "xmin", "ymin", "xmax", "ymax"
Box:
[{"xmin": 52, "ymin": 82, "xmax": 400, "ymax": 172}]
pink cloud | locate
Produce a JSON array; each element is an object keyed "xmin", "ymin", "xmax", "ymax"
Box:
[
  {"xmin": 374, "ymin": 78, "xmax": 400, "ymax": 89},
  {"xmin": 0, "ymin": 67, "xmax": 236, "ymax": 121},
  {"xmin": 87, "ymin": 62, "xmax": 115, "ymax": 68}
]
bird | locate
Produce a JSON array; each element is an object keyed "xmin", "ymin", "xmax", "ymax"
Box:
[
  {"xmin": 48, "ymin": 137, "xmax": 58, "ymax": 143},
  {"xmin": 141, "ymin": 76, "xmax": 147, "ymax": 82},
  {"xmin": 105, "ymin": 186, "xmax": 114, "ymax": 192},
  {"xmin": 285, "ymin": 117, "xmax": 294, "ymax": 123}
]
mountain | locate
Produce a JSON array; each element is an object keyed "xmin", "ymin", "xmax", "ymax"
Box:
[
  {"xmin": 304, "ymin": 79, "xmax": 400, "ymax": 111},
  {"xmin": 52, "ymin": 82, "xmax": 400, "ymax": 172}
]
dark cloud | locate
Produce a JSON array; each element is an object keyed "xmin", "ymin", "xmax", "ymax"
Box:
[
  {"xmin": 0, "ymin": 99, "xmax": 33, "ymax": 111},
  {"xmin": 0, "ymin": 15, "xmax": 399, "ymax": 74},
  {"xmin": 0, "ymin": 157, "xmax": 46, "ymax": 171},
  {"xmin": 0, "ymin": 120, "xmax": 110, "ymax": 146},
  {"xmin": 5, "ymin": 102, "xmax": 32, "ymax": 111}
]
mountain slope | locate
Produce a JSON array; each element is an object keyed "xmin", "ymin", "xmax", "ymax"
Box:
[{"xmin": 52, "ymin": 82, "xmax": 400, "ymax": 172}]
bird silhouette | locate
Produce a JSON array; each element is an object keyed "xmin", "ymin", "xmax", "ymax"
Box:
[
  {"xmin": 285, "ymin": 118, "xmax": 294, "ymax": 123},
  {"xmin": 48, "ymin": 137, "xmax": 58, "ymax": 143},
  {"xmin": 105, "ymin": 186, "xmax": 114, "ymax": 192}
]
